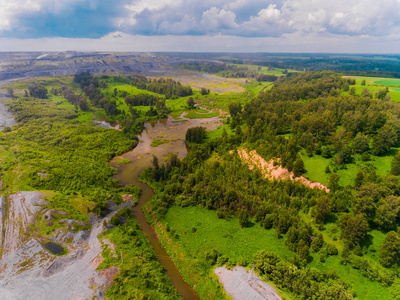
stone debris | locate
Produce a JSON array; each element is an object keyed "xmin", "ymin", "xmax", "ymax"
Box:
[{"xmin": 0, "ymin": 191, "xmax": 111, "ymax": 299}]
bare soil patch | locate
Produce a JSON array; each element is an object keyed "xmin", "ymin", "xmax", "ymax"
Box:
[
  {"xmin": 215, "ymin": 266, "xmax": 282, "ymax": 300},
  {"xmin": 237, "ymin": 149, "xmax": 329, "ymax": 192}
]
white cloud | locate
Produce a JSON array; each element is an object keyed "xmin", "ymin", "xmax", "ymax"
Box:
[
  {"xmin": 1, "ymin": 0, "xmax": 400, "ymax": 53},
  {"xmin": 0, "ymin": 0, "xmax": 41, "ymax": 30},
  {"xmin": 200, "ymin": 7, "xmax": 238, "ymax": 31},
  {"xmin": 1, "ymin": 31, "xmax": 400, "ymax": 53}
]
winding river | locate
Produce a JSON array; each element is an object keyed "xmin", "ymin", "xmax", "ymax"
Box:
[{"xmin": 111, "ymin": 113, "xmax": 222, "ymax": 299}]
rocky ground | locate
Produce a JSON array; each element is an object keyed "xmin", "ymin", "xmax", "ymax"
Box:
[
  {"xmin": 215, "ymin": 266, "xmax": 282, "ymax": 300},
  {"xmin": 0, "ymin": 191, "xmax": 124, "ymax": 300},
  {"xmin": 0, "ymin": 52, "xmax": 214, "ymax": 81}
]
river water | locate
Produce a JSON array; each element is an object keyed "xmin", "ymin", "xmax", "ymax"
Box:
[{"xmin": 111, "ymin": 113, "xmax": 221, "ymax": 299}]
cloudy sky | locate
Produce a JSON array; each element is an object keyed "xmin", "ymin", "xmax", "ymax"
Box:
[{"xmin": 1, "ymin": 0, "xmax": 400, "ymax": 52}]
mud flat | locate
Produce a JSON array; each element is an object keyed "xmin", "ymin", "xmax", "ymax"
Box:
[{"xmin": 215, "ymin": 266, "xmax": 282, "ymax": 300}]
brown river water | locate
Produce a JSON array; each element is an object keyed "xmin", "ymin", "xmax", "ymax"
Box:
[{"xmin": 110, "ymin": 113, "xmax": 222, "ymax": 299}]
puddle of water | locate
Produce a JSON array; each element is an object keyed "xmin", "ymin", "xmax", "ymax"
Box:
[
  {"xmin": 44, "ymin": 242, "xmax": 64, "ymax": 255},
  {"xmin": 92, "ymin": 120, "xmax": 120, "ymax": 130}
]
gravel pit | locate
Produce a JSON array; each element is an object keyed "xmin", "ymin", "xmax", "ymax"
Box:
[{"xmin": 44, "ymin": 242, "xmax": 64, "ymax": 255}]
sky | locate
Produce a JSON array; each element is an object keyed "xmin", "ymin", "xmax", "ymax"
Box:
[{"xmin": 0, "ymin": 0, "xmax": 400, "ymax": 53}]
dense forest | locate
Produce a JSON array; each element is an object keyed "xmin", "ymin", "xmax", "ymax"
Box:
[{"xmin": 142, "ymin": 70, "xmax": 400, "ymax": 299}]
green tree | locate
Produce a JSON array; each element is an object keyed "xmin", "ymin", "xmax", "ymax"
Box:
[
  {"xmin": 340, "ymin": 214, "xmax": 369, "ymax": 246},
  {"xmin": 361, "ymin": 79, "xmax": 366, "ymax": 86},
  {"xmin": 328, "ymin": 173, "xmax": 340, "ymax": 191},
  {"xmin": 228, "ymin": 102, "xmax": 242, "ymax": 118},
  {"xmin": 292, "ymin": 157, "xmax": 305, "ymax": 177},
  {"xmin": 310, "ymin": 233, "xmax": 324, "ymax": 252},
  {"xmin": 391, "ymin": 152, "xmax": 400, "ymax": 175},
  {"xmin": 238, "ymin": 209, "xmax": 249, "ymax": 227},
  {"xmin": 313, "ymin": 196, "xmax": 332, "ymax": 224},
  {"xmin": 353, "ymin": 132, "xmax": 369, "ymax": 154},
  {"xmin": 361, "ymin": 88, "xmax": 372, "ymax": 98},
  {"xmin": 186, "ymin": 97, "xmax": 195, "ymax": 109},
  {"xmin": 374, "ymin": 196, "xmax": 400, "ymax": 230},
  {"xmin": 379, "ymin": 231, "xmax": 400, "ymax": 268},
  {"xmin": 354, "ymin": 169, "xmax": 364, "ymax": 188},
  {"xmin": 201, "ymin": 87, "xmax": 210, "ymax": 95},
  {"xmin": 372, "ymin": 124, "xmax": 397, "ymax": 156}
]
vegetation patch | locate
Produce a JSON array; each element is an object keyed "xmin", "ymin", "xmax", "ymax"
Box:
[
  {"xmin": 114, "ymin": 158, "xmax": 132, "ymax": 165},
  {"xmin": 150, "ymin": 139, "xmax": 169, "ymax": 147}
]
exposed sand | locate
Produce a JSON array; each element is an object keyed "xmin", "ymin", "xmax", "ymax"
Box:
[
  {"xmin": 237, "ymin": 149, "xmax": 329, "ymax": 193},
  {"xmin": 215, "ymin": 266, "xmax": 282, "ymax": 300}
]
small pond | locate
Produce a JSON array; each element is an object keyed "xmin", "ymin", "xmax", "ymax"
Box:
[{"xmin": 44, "ymin": 242, "xmax": 64, "ymax": 255}]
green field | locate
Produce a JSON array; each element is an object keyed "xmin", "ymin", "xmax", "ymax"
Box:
[
  {"xmin": 150, "ymin": 205, "xmax": 294, "ymax": 299},
  {"xmin": 345, "ymin": 76, "xmax": 400, "ymax": 102},
  {"xmin": 301, "ymin": 148, "xmax": 396, "ymax": 187},
  {"xmin": 152, "ymin": 205, "xmax": 393, "ymax": 300}
]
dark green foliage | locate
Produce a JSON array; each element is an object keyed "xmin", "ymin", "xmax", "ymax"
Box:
[
  {"xmin": 127, "ymin": 75, "xmax": 192, "ymax": 99},
  {"xmin": 328, "ymin": 173, "xmax": 340, "ymax": 191},
  {"xmin": 391, "ymin": 152, "xmax": 400, "ymax": 175},
  {"xmin": 201, "ymin": 87, "xmax": 210, "ymax": 95},
  {"xmin": 186, "ymin": 97, "xmax": 195, "ymax": 109},
  {"xmin": 4, "ymin": 98, "xmax": 137, "ymax": 213},
  {"xmin": 228, "ymin": 102, "xmax": 242, "ymax": 118},
  {"xmin": 62, "ymin": 88, "xmax": 89, "ymax": 111},
  {"xmin": 125, "ymin": 93, "xmax": 160, "ymax": 106},
  {"xmin": 372, "ymin": 125, "xmax": 397, "ymax": 156},
  {"xmin": 74, "ymin": 71, "xmax": 99, "ymax": 89},
  {"xmin": 379, "ymin": 231, "xmax": 400, "ymax": 268},
  {"xmin": 325, "ymin": 243, "xmax": 338, "ymax": 256},
  {"xmin": 253, "ymin": 250, "xmax": 355, "ymax": 299},
  {"xmin": 100, "ymin": 217, "xmax": 180, "ymax": 299},
  {"xmin": 238, "ymin": 209, "xmax": 249, "ymax": 227},
  {"xmin": 313, "ymin": 196, "xmax": 332, "ymax": 224},
  {"xmin": 374, "ymin": 196, "xmax": 400, "ymax": 230},
  {"xmin": 28, "ymin": 84, "xmax": 48, "ymax": 99},
  {"xmin": 340, "ymin": 214, "xmax": 369, "ymax": 246},
  {"xmin": 110, "ymin": 215, "xmax": 122, "ymax": 226},
  {"xmin": 311, "ymin": 233, "xmax": 324, "ymax": 252},
  {"xmin": 185, "ymin": 126, "xmax": 206, "ymax": 143},
  {"xmin": 292, "ymin": 157, "xmax": 305, "ymax": 177}
]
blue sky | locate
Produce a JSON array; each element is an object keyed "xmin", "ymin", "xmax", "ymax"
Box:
[{"xmin": 1, "ymin": 0, "xmax": 400, "ymax": 52}]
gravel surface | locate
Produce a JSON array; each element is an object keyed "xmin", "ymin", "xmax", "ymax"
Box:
[
  {"xmin": 0, "ymin": 192, "xmax": 114, "ymax": 299},
  {"xmin": 215, "ymin": 266, "xmax": 282, "ymax": 300}
]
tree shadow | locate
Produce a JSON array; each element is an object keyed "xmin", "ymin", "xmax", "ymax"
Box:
[
  {"xmin": 246, "ymin": 221, "xmax": 256, "ymax": 228},
  {"xmin": 325, "ymin": 213, "xmax": 338, "ymax": 224},
  {"xmin": 360, "ymin": 234, "xmax": 374, "ymax": 251}
]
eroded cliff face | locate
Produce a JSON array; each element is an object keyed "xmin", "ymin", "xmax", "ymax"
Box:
[
  {"xmin": 0, "ymin": 191, "xmax": 121, "ymax": 300},
  {"xmin": 0, "ymin": 52, "xmax": 185, "ymax": 81}
]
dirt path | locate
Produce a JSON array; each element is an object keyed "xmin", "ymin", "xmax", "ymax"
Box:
[
  {"xmin": 258, "ymin": 83, "xmax": 274, "ymax": 95},
  {"xmin": 0, "ymin": 192, "xmax": 114, "ymax": 299},
  {"xmin": 237, "ymin": 149, "xmax": 329, "ymax": 192},
  {"xmin": 215, "ymin": 266, "xmax": 282, "ymax": 300}
]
